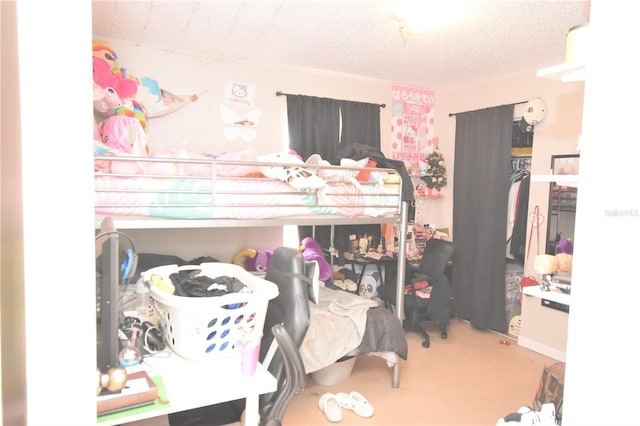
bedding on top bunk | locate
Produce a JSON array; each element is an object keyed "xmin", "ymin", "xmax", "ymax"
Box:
[
  {"xmin": 94, "ymin": 148, "xmax": 402, "ymax": 220},
  {"xmin": 94, "ymin": 174, "xmax": 400, "ymax": 220}
]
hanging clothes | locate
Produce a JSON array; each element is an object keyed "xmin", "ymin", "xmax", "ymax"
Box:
[{"xmin": 506, "ymin": 157, "xmax": 530, "ymax": 260}]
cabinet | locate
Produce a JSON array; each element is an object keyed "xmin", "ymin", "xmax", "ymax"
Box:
[{"xmin": 518, "ymin": 286, "xmax": 570, "ymax": 362}]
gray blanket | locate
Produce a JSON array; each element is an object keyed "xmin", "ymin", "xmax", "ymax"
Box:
[{"xmin": 299, "ymin": 286, "xmax": 377, "ymax": 373}]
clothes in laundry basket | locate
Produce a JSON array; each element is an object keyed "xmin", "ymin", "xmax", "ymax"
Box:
[{"xmin": 169, "ymin": 271, "xmax": 249, "ymax": 297}]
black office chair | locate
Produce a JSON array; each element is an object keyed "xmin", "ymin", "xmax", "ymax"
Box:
[
  {"xmin": 168, "ymin": 247, "xmax": 310, "ymax": 426},
  {"xmin": 260, "ymin": 323, "xmax": 306, "ymax": 426},
  {"xmin": 378, "ymin": 238, "xmax": 454, "ymax": 348},
  {"xmin": 258, "ymin": 246, "xmax": 311, "ymax": 424}
]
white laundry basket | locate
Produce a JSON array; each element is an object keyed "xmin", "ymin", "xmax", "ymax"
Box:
[{"xmin": 144, "ymin": 262, "xmax": 279, "ymax": 361}]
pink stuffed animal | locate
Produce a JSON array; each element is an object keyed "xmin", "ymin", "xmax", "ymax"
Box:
[
  {"xmin": 93, "ymin": 41, "xmax": 151, "ymax": 174},
  {"xmin": 92, "ymin": 57, "xmax": 138, "ymax": 117}
]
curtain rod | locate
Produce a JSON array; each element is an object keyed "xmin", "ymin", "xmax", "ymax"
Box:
[
  {"xmin": 448, "ymin": 100, "xmax": 528, "ymax": 117},
  {"xmin": 275, "ymin": 91, "xmax": 385, "ymax": 108}
]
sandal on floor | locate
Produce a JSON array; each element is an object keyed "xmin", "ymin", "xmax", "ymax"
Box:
[
  {"xmin": 336, "ymin": 391, "xmax": 374, "ymax": 418},
  {"xmin": 319, "ymin": 392, "xmax": 342, "ymax": 422}
]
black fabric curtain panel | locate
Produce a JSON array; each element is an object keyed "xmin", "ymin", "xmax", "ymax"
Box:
[
  {"xmin": 285, "ymin": 95, "xmax": 382, "ymax": 162},
  {"xmin": 338, "ymin": 100, "xmax": 381, "ymax": 150},
  {"xmin": 451, "ymin": 104, "xmax": 514, "ymax": 332},
  {"xmin": 285, "ymin": 94, "xmax": 382, "ymax": 248},
  {"xmin": 285, "ymin": 95, "xmax": 340, "ymax": 161}
]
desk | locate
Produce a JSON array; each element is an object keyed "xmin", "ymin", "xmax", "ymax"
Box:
[
  {"xmin": 98, "ymin": 351, "xmax": 277, "ymax": 426},
  {"xmin": 518, "ymin": 286, "xmax": 570, "ymax": 362}
]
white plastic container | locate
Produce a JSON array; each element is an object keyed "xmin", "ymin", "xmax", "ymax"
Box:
[
  {"xmin": 143, "ymin": 262, "xmax": 278, "ymax": 361},
  {"xmin": 311, "ymin": 356, "xmax": 357, "ymax": 386}
]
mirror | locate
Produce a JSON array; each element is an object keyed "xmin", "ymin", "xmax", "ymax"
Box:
[{"xmin": 546, "ymin": 154, "xmax": 579, "ymax": 255}]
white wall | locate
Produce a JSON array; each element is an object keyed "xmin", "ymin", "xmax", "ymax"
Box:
[
  {"xmin": 563, "ymin": 2, "xmax": 640, "ymax": 424},
  {"xmin": 5, "ymin": 1, "xmax": 97, "ymax": 425},
  {"xmin": 98, "ymin": 40, "xmax": 395, "ymax": 156}
]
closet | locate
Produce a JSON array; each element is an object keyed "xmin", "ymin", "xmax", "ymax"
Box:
[
  {"xmin": 506, "ymin": 156, "xmax": 531, "ymax": 262},
  {"xmin": 505, "ymin": 152, "xmax": 532, "ymax": 337}
]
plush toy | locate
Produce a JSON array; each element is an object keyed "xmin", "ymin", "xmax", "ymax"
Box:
[
  {"xmin": 232, "ymin": 248, "xmax": 273, "ymax": 273},
  {"xmin": 258, "ymin": 152, "xmax": 325, "ymax": 190},
  {"xmin": 305, "ymin": 154, "xmax": 365, "ymax": 185},
  {"xmin": 555, "ymin": 253, "xmax": 573, "ymax": 273},
  {"xmin": 92, "ymin": 57, "xmax": 138, "ymax": 117},
  {"xmin": 300, "ymin": 237, "xmax": 332, "ymax": 281},
  {"xmin": 93, "ymin": 40, "xmax": 153, "ymax": 175},
  {"xmin": 555, "ymin": 238, "xmax": 573, "ymax": 255},
  {"xmin": 359, "ymin": 271, "xmax": 381, "ymax": 299}
]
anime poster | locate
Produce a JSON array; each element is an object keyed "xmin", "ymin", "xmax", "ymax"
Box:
[{"xmin": 390, "ymin": 85, "xmax": 437, "ymax": 167}]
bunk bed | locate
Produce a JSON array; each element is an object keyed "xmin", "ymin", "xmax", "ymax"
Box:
[{"xmin": 94, "ymin": 153, "xmax": 410, "ymax": 388}]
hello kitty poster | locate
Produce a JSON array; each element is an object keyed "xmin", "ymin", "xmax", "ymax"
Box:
[
  {"xmin": 224, "ymin": 81, "xmax": 256, "ymax": 107},
  {"xmin": 220, "ymin": 80, "xmax": 262, "ymax": 141},
  {"xmin": 390, "ymin": 85, "xmax": 437, "ymax": 165}
]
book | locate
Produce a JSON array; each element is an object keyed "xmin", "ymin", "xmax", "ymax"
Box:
[{"xmin": 97, "ymin": 370, "xmax": 158, "ymax": 416}]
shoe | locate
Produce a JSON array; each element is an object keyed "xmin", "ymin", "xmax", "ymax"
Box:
[
  {"xmin": 336, "ymin": 391, "xmax": 374, "ymax": 418},
  {"xmin": 496, "ymin": 403, "xmax": 557, "ymax": 426},
  {"xmin": 318, "ymin": 393, "xmax": 342, "ymax": 422}
]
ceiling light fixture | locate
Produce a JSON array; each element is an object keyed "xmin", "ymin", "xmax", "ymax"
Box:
[
  {"xmin": 395, "ymin": 0, "xmax": 469, "ymax": 45},
  {"xmin": 537, "ymin": 23, "xmax": 589, "ymax": 82}
]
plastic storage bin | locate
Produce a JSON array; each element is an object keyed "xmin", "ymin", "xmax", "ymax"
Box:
[{"xmin": 143, "ymin": 262, "xmax": 279, "ymax": 361}]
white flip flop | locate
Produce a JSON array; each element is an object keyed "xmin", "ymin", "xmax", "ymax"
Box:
[
  {"xmin": 319, "ymin": 392, "xmax": 342, "ymax": 422},
  {"xmin": 336, "ymin": 391, "xmax": 374, "ymax": 418}
]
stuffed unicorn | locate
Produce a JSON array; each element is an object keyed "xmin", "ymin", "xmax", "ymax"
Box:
[{"xmin": 93, "ymin": 40, "xmax": 150, "ymax": 173}]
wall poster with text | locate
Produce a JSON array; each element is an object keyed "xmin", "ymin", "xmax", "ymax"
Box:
[{"xmin": 390, "ymin": 84, "xmax": 437, "ymax": 168}]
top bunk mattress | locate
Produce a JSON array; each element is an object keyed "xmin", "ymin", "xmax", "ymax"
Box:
[{"xmin": 94, "ymin": 155, "xmax": 402, "ymax": 222}]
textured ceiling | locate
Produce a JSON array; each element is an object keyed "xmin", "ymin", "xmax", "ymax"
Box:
[{"xmin": 92, "ymin": 0, "xmax": 591, "ymax": 91}]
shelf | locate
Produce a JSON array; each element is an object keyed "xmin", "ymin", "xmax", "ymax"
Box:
[
  {"xmin": 531, "ymin": 174, "xmax": 579, "ymax": 187},
  {"xmin": 536, "ymin": 61, "xmax": 586, "ymax": 83}
]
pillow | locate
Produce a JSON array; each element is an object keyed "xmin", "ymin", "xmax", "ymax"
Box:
[{"xmin": 204, "ymin": 148, "xmax": 260, "ymax": 176}]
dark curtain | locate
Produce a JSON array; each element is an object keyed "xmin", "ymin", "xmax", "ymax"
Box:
[
  {"xmin": 285, "ymin": 95, "xmax": 341, "ymax": 161},
  {"xmin": 339, "ymin": 100, "xmax": 381, "ymax": 149},
  {"xmin": 451, "ymin": 104, "xmax": 514, "ymax": 332},
  {"xmin": 285, "ymin": 95, "xmax": 382, "ymax": 249}
]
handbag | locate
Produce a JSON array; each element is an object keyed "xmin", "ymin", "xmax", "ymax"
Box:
[
  {"xmin": 520, "ymin": 275, "xmax": 539, "ymax": 287},
  {"xmin": 520, "ymin": 205, "xmax": 540, "ymax": 288}
]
